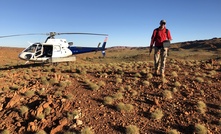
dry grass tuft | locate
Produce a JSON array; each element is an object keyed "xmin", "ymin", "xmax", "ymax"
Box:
[
  {"xmin": 81, "ymin": 127, "xmax": 94, "ymax": 134},
  {"xmin": 24, "ymin": 90, "xmax": 35, "ymax": 97},
  {"xmin": 125, "ymin": 125, "xmax": 140, "ymax": 134},
  {"xmin": 43, "ymin": 107, "xmax": 51, "ymax": 116},
  {"xmin": 174, "ymin": 81, "xmax": 181, "ymax": 87},
  {"xmin": 36, "ymin": 113, "xmax": 45, "ymax": 120},
  {"xmin": 112, "ymin": 92, "xmax": 124, "ymax": 100},
  {"xmin": 195, "ymin": 124, "xmax": 207, "ymax": 134},
  {"xmin": 171, "ymin": 71, "xmax": 178, "ymax": 77},
  {"xmin": 167, "ymin": 129, "xmax": 180, "ymax": 134},
  {"xmin": 0, "ymin": 129, "xmax": 10, "ymax": 134},
  {"xmin": 196, "ymin": 77, "xmax": 204, "ymax": 83},
  {"xmin": 98, "ymin": 81, "xmax": 106, "ymax": 87},
  {"xmin": 197, "ymin": 101, "xmax": 207, "ymax": 114},
  {"xmin": 116, "ymin": 102, "xmax": 134, "ymax": 112},
  {"xmin": 142, "ymin": 80, "xmax": 150, "ymax": 86},
  {"xmin": 151, "ymin": 109, "xmax": 164, "ymax": 120},
  {"xmin": 103, "ymin": 96, "xmax": 114, "ymax": 105},
  {"xmin": 147, "ymin": 73, "xmax": 153, "ymax": 79},
  {"xmin": 19, "ymin": 105, "xmax": 29, "ymax": 115},
  {"xmin": 35, "ymin": 129, "xmax": 47, "ymax": 134},
  {"xmin": 116, "ymin": 77, "xmax": 123, "ymax": 84},
  {"xmin": 163, "ymin": 90, "xmax": 173, "ymax": 99},
  {"xmin": 88, "ymin": 82, "xmax": 100, "ymax": 90}
]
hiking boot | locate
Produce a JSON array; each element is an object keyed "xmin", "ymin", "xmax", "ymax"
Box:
[{"xmin": 154, "ymin": 70, "xmax": 159, "ymax": 76}]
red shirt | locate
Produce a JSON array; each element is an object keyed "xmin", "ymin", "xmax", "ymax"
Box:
[{"xmin": 150, "ymin": 27, "xmax": 172, "ymax": 47}]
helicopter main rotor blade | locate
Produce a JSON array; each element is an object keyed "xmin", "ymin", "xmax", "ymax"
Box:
[
  {"xmin": 57, "ymin": 32, "xmax": 108, "ymax": 36},
  {"xmin": 0, "ymin": 33, "xmax": 46, "ymax": 38},
  {"xmin": 0, "ymin": 32, "xmax": 108, "ymax": 38}
]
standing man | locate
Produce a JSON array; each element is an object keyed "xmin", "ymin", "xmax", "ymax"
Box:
[{"xmin": 149, "ymin": 20, "xmax": 172, "ymax": 77}]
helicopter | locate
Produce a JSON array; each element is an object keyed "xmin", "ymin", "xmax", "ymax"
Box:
[{"xmin": 0, "ymin": 32, "xmax": 108, "ymax": 64}]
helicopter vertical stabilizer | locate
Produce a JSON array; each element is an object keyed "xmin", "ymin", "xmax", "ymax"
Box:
[
  {"xmin": 102, "ymin": 37, "xmax": 108, "ymax": 50},
  {"xmin": 101, "ymin": 37, "xmax": 108, "ymax": 57}
]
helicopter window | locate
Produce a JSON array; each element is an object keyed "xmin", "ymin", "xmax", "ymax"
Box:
[
  {"xmin": 24, "ymin": 45, "xmax": 37, "ymax": 53},
  {"xmin": 54, "ymin": 45, "xmax": 61, "ymax": 52},
  {"xmin": 36, "ymin": 45, "xmax": 42, "ymax": 51}
]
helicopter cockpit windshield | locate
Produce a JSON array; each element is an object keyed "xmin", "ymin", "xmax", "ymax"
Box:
[
  {"xmin": 24, "ymin": 44, "xmax": 37, "ymax": 53},
  {"xmin": 24, "ymin": 43, "xmax": 43, "ymax": 57}
]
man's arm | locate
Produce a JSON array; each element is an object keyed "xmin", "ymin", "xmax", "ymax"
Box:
[
  {"xmin": 149, "ymin": 29, "xmax": 156, "ymax": 55},
  {"xmin": 149, "ymin": 43, "xmax": 153, "ymax": 55}
]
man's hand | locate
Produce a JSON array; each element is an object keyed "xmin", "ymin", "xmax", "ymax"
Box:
[{"xmin": 149, "ymin": 46, "xmax": 153, "ymax": 56}]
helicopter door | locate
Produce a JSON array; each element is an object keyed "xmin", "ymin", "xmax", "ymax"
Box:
[
  {"xmin": 42, "ymin": 45, "xmax": 53, "ymax": 57},
  {"xmin": 35, "ymin": 44, "xmax": 43, "ymax": 57}
]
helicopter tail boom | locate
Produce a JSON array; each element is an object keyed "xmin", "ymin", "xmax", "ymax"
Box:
[{"xmin": 68, "ymin": 37, "xmax": 108, "ymax": 55}]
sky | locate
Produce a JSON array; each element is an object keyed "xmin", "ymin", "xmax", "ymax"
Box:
[{"xmin": 0, "ymin": 0, "xmax": 221, "ymax": 48}]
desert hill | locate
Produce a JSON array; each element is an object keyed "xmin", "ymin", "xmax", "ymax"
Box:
[
  {"xmin": 170, "ymin": 37, "xmax": 221, "ymax": 50},
  {"xmin": 0, "ymin": 38, "xmax": 220, "ymax": 134}
]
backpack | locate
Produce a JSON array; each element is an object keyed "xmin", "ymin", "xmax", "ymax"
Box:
[
  {"xmin": 155, "ymin": 28, "xmax": 168, "ymax": 37},
  {"xmin": 155, "ymin": 28, "xmax": 170, "ymax": 49}
]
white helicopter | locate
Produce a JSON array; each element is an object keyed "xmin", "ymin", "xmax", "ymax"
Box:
[{"xmin": 0, "ymin": 32, "xmax": 108, "ymax": 64}]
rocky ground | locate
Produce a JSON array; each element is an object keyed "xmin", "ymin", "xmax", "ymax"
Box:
[{"xmin": 0, "ymin": 45, "xmax": 220, "ymax": 134}]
